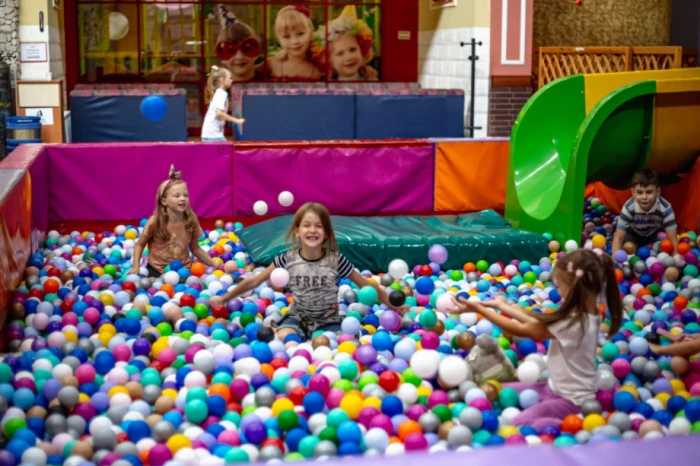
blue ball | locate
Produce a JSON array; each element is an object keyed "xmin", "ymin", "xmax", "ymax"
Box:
[
  {"xmin": 126, "ymin": 420, "xmax": 151, "ymax": 443},
  {"xmin": 207, "ymin": 395, "xmax": 228, "ymax": 418},
  {"xmin": 651, "ymin": 409, "xmax": 673, "ymax": 427},
  {"xmin": 684, "ymin": 399, "xmax": 700, "ymax": 423},
  {"xmin": 140, "ymin": 95, "xmax": 168, "ymax": 121},
  {"xmin": 338, "ymin": 441, "xmax": 362, "ymax": 455},
  {"xmin": 94, "ymin": 350, "xmax": 116, "ymax": 375},
  {"xmin": 517, "ymin": 339, "xmax": 537, "ymax": 357},
  {"xmin": 667, "ymin": 395, "xmax": 687, "ymax": 415},
  {"xmin": 481, "ymin": 411, "xmax": 499, "ymax": 433},
  {"xmin": 613, "ymin": 391, "xmax": 636, "ymax": 413},
  {"xmin": 285, "ymin": 428, "xmax": 307, "ymax": 452},
  {"xmin": 415, "ymin": 276, "xmax": 435, "ymax": 295},
  {"xmin": 303, "ymin": 392, "xmax": 326, "ymax": 415},
  {"xmin": 381, "ymin": 395, "xmax": 403, "ymax": 417},
  {"xmin": 336, "ymin": 421, "xmax": 362, "ymax": 443}
]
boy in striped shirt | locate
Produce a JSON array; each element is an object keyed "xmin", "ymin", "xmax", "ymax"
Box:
[{"xmin": 612, "ymin": 169, "xmax": 678, "ymax": 255}]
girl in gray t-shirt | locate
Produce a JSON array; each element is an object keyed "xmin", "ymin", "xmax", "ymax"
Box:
[{"xmin": 217, "ymin": 202, "xmax": 402, "ymax": 340}]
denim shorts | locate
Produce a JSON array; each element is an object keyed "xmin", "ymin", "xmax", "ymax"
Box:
[
  {"xmin": 202, "ymin": 137, "xmax": 227, "ymax": 142},
  {"xmin": 277, "ymin": 314, "xmax": 341, "ymax": 340}
]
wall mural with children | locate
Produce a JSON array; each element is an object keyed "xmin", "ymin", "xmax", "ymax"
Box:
[{"xmin": 212, "ymin": 3, "xmax": 380, "ymax": 82}]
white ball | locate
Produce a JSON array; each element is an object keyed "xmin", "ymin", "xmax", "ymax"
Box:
[
  {"xmin": 410, "ymin": 350, "xmax": 441, "ymax": 379},
  {"xmin": 208, "ymin": 231, "xmax": 220, "ymax": 242},
  {"xmin": 163, "ymin": 271, "xmax": 180, "ymax": 285},
  {"xmin": 438, "ymin": 355, "xmax": 470, "ymax": 387},
  {"xmin": 364, "ymin": 427, "xmax": 390, "ymax": 452},
  {"xmin": 388, "ymin": 259, "xmax": 409, "ymax": 279},
  {"xmin": 397, "ymin": 383, "xmax": 419, "ymax": 405},
  {"xmin": 253, "ymin": 200, "xmax": 268, "ymax": 216},
  {"xmin": 669, "ymin": 418, "xmax": 691, "ymax": 435},
  {"xmin": 270, "ymin": 268, "xmax": 290, "ymax": 288},
  {"xmin": 234, "ymin": 357, "xmax": 261, "ymax": 377},
  {"xmin": 435, "ymin": 293, "xmax": 456, "ymax": 313},
  {"xmin": 385, "ymin": 443, "xmax": 406, "ymax": 456},
  {"xmin": 565, "ymin": 240, "xmax": 579, "ymax": 252},
  {"xmin": 278, "ymin": 191, "xmax": 294, "ymax": 207},
  {"xmin": 516, "ymin": 361, "xmax": 541, "ymax": 384}
]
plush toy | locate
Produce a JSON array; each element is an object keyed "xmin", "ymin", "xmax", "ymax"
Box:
[{"xmin": 467, "ymin": 334, "xmax": 517, "ymax": 385}]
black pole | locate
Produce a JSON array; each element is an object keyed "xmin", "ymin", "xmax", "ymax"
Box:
[{"xmin": 460, "ymin": 38, "xmax": 483, "ymax": 138}]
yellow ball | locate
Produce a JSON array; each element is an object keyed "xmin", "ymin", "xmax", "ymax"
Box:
[
  {"xmin": 99, "ymin": 323, "xmax": 117, "ymax": 335},
  {"xmin": 591, "ymin": 235, "xmax": 606, "ymax": 249},
  {"xmin": 676, "ymin": 390, "xmax": 691, "ymax": 400},
  {"xmin": 498, "ymin": 425, "xmax": 520, "ymax": 438},
  {"xmin": 125, "ymin": 229, "xmax": 137, "ymax": 240},
  {"xmin": 98, "ymin": 293, "xmax": 114, "ymax": 306},
  {"xmin": 655, "ymin": 392, "xmax": 671, "ymax": 408},
  {"xmin": 338, "ymin": 342, "xmax": 357, "ymax": 355},
  {"xmin": 339, "ymin": 394, "xmax": 363, "ymax": 419},
  {"xmin": 271, "ymin": 398, "xmax": 295, "ymax": 417},
  {"xmin": 151, "ymin": 339, "xmax": 169, "ymax": 358},
  {"xmin": 583, "ymin": 414, "xmax": 606, "ymax": 431},
  {"xmin": 486, "ymin": 380, "xmax": 502, "ymax": 392},
  {"xmin": 108, "ymin": 386, "xmax": 129, "ymax": 397},
  {"xmin": 212, "ymin": 270, "xmax": 225, "ymax": 278},
  {"xmin": 97, "ymin": 332, "xmax": 113, "ymax": 348},
  {"xmin": 417, "ymin": 386, "xmax": 432, "ymax": 397},
  {"xmin": 618, "ymin": 386, "xmax": 638, "ymax": 399},
  {"xmin": 162, "ymin": 388, "xmax": 178, "ymax": 399},
  {"xmin": 64, "ymin": 332, "xmax": 78, "ymax": 343},
  {"xmin": 670, "ymin": 379, "xmax": 686, "ymax": 394},
  {"xmin": 167, "ymin": 434, "xmax": 192, "ymax": 454},
  {"xmin": 362, "ymin": 397, "xmax": 382, "ymax": 410},
  {"xmin": 78, "ymin": 393, "xmax": 90, "ymax": 403},
  {"xmin": 363, "ymin": 325, "xmax": 377, "ymax": 335}
]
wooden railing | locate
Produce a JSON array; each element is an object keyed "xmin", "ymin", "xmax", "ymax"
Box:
[{"xmin": 533, "ymin": 46, "xmax": 695, "ymax": 89}]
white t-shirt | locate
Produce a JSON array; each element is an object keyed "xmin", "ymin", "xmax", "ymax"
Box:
[
  {"xmin": 201, "ymin": 88, "xmax": 228, "ymax": 139},
  {"xmin": 547, "ymin": 313, "xmax": 600, "ymax": 406}
]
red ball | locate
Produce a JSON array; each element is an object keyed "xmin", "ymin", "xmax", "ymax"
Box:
[
  {"xmin": 43, "ymin": 279, "xmax": 60, "ymax": 294},
  {"xmin": 289, "ymin": 386, "xmax": 308, "ymax": 405},
  {"xmin": 270, "ymin": 358, "xmax": 288, "ymax": 370},
  {"xmin": 28, "ymin": 288, "xmax": 45, "ymax": 300},
  {"xmin": 227, "ymin": 402, "xmax": 242, "ymax": 414},
  {"xmin": 539, "ymin": 434, "xmax": 555, "ymax": 444},
  {"xmin": 660, "ymin": 239, "xmax": 674, "ymax": 254},
  {"xmin": 212, "ymin": 305, "xmax": 229, "ymax": 319},
  {"xmin": 116, "ymin": 432, "xmax": 129, "ymax": 443},
  {"xmin": 180, "ymin": 294, "xmax": 196, "ymax": 307},
  {"xmin": 47, "ymin": 267, "xmax": 61, "ymax": 278},
  {"xmin": 121, "ymin": 281, "xmax": 137, "ymax": 293},
  {"xmin": 419, "ymin": 265, "xmax": 433, "ymax": 276},
  {"xmin": 260, "ymin": 297, "xmax": 272, "ymax": 307},
  {"xmin": 378, "ymin": 371, "xmax": 400, "ymax": 393},
  {"xmin": 260, "ymin": 437, "xmax": 285, "ymax": 452},
  {"xmin": 60, "ymin": 299, "xmax": 75, "ymax": 314},
  {"xmin": 95, "ymin": 233, "xmax": 105, "ymax": 243}
]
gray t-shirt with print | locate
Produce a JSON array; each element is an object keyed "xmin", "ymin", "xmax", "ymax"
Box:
[{"xmin": 274, "ymin": 249, "xmax": 354, "ymax": 333}]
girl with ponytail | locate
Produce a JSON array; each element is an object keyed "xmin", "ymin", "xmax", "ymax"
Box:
[{"xmin": 451, "ymin": 249, "xmax": 623, "ymax": 430}]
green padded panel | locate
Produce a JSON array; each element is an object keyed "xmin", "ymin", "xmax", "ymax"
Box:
[{"xmin": 237, "ymin": 210, "xmax": 549, "ymax": 272}]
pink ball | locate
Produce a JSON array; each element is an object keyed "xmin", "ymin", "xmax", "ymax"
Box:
[
  {"xmin": 218, "ymin": 430, "xmax": 241, "ymax": 446},
  {"xmin": 358, "ymin": 406, "xmax": 380, "ymax": 428},
  {"xmin": 406, "ymin": 404, "xmax": 428, "ymax": 421},
  {"xmin": 62, "ymin": 312, "xmax": 79, "ymax": 326},
  {"xmin": 307, "ymin": 374, "xmax": 330, "ymax": 396},
  {"xmin": 83, "ymin": 307, "xmax": 100, "ymax": 325},
  {"xmin": 158, "ymin": 348, "xmax": 177, "ymax": 366},
  {"xmin": 185, "ymin": 344, "xmax": 204, "ymax": 363},
  {"xmin": 611, "ymin": 359, "xmax": 631, "ymax": 379},
  {"xmin": 505, "ymin": 434, "xmax": 527, "ymax": 445},
  {"xmin": 648, "ymin": 262, "xmax": 665, "ymax": 278},
  {"xmin": 113, "ymin": 344, "xmax": 131, "ymax": 362},
  {"xmin": 690, "ymin": 382, "xmax": 700, "ymax": 398},
  {"xmin": 469, "ymin": 398, "xmax": 492, "ymax": 412},
  {"xmin": 685, "ymin": 252, "xmax": 698, "ymax": 265},
  {"xmin": 416, "ymin": 294, "xmax": 430, "ymax": 306},
  {"xmin": 631, "ymin": 418, "xmax": 644, "ymax": 432},
  {"xmin": 427, "ymin": 390, "xmax": 449, "ymax": 408},
  {"xmin": 32, "ymin": 313, "xmax": 49, "ymax": 330},
  {"xmin": 404, "ymin": 432, "xmax": 429, "ymax": 451},
  {"xmin": 229, "ymin": 379, "xmax": 249, "ymax": 401},
  {"xmin": 368, "ymin": 414, "xmax": 394, "ymax": 436},
  {"xmin": 421, "ymin": 333, "xmax": 440, "ymax": 350},
  {"xmin": 596, "ymin": 389, "xmax": 615, "ymax": 412},
  {"xmin": 75, "ymin": 364, "xmax": 96, "ymax": 384},
  {"xmin": 325, "ymin": 388, "xmax": 345, "ymax": 409},
  {"xmin": 148, "ymin": 444, "xmax": 174, "ymax": 466}
]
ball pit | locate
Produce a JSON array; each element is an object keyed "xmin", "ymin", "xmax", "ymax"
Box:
[{"xmin": 0, "ymin": 197, "xmax": 699, "ymax": 466}]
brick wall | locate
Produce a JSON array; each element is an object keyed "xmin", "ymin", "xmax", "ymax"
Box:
[{"xmin": 488, "ymin": 86, "xmax": 532, "ymax": 137}]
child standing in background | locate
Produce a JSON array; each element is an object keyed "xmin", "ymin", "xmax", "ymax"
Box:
[{"xmin": 201, "ymin": 66, "xmax": 245, "ymax": 142}]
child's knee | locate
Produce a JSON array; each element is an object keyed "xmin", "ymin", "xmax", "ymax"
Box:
[{"xmin": 276, "ymin": 327, "xmax": 300, "ymax": 341}]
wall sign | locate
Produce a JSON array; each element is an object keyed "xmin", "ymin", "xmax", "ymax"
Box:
[
  {"xmin": 431, "ymin": 0, "xmax": 457, "ymax": 9},
  {"xmin": 20, "ymin": 43, "xmax": 48, "ymax": 63}
]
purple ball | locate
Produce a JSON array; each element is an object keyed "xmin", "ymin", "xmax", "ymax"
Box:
[
  {"xmin": 355, "ymin": 345, "xmax": 377, "ymax": 366},
  {"xmin": 43, "ymin": 379, "xmax": 63, "ymax": 400},
  {"xmin": 406, "ymin": 404, "xmax": 428, "ymax": 421},
  {"xmin": 91, "ymin": 392, "xmax": 110, "ymax": 412},
  {"xmin": 378, "ymin": 311, "xmax": 400, "ymax": 332},
  {"xmin": 428, "ymin": 245, "xmax": 448, "ymax": 265},
  {"xmin": 228, "ymin": 299, "xmax": 243, "ymax": 312},
  {"xmin": 614, "ymin": 250, "xmax": 628, "ymax": 263},
  {"xmin": 242, "ymin": 420, "xmax": 267, "ymax": 444},
  {"xmin": 387, "ymin": 358, "xmax": 408, "ymax": 373},
  {"xmin": 370, "ymin": 362, "xmax": 387, "ymax": 374},
  {"xmin": 132, "ymin": 338, "xmax": 151, "ymax": 356},
  {"xmin": 539, "ymin": 425, "xmax": 560, "ymax": 437},
  {"xmin": 233, "ymin": 344, "xmax": 252, "ymax": 360}
]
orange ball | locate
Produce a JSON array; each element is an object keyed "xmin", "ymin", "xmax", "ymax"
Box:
[
  {"xmin": 44, "ymin": 278, "xmax": 60, "ymax": 293},
  {"xmin": 463, "ymin": 263, "xmax": 476, "ymax": 273},
  {"xmin": 614, "ymin": 268, "xmax": 624, "ymax": 283},
  {"xmin": 660, "ymin": 239, "xmax": 674, "ymax": 254},
  {"xmin": 190, "ymin": 263, "xmax": 206, "ymax": 277},
  {"xmin": 209, "ymin": 383, "xmax": 231, "ymax": 402},
  {"xmin": 397, "ymin": 420, "xmax": 422, "ymax": 441},
  {"xmin": 637, "ymin": 288, "xmax": 652, "ymax": 299},
  {"xmin": 678, "ymin": 242, "xmax": 691, "ymax": 255},
  {"xmin": 160, "ymin": 284, "xmax": 175, "ymax": 298},
  {"xmin": 260, "ymin": 364, "xmax": 275, "ymax": 380},
  {"xmin": 673, "ymin": 296, "xmax": 689, "ymax": 310},
  {"xmin": 561, "ymin": 414, "xmax": 583, "ymax": 434}
]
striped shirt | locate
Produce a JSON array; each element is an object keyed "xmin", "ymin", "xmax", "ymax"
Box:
[
  {"xmin": 274, "ymin": 249, "xmax": 354, "ymax": 332},
  {"xmin": 616, "ymin": 196, "xmax": 676, "ymax": 236}
]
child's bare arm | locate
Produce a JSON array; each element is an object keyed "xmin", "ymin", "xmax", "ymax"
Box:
[
  {"xmin": 349, "ymin": 270, "xmax": 405, "ymax": 312},
  {"xmin": 482, "ymin": 295, "xmax": 538, "ymax": 324},
  {"xmin": 612, "ymin": 228, "xmax": 626, "ymax": 254},
  {"xmin": 650, "ymin": 339, "xmax": 700, "ymax": 358},
  {"xmin": 214, "ymin": 263, "xmax": 276, "ymax": 304}
]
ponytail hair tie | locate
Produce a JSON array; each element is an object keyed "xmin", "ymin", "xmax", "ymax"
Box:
[
  {"xmin": 567, "ymin": 262, "xmax": 574, "ymax": 273},
  {"xmin": 575, "ymin": 269, "xmax": 584, "ymax": 278},
  {"xmin": 168, "ymin": 164, "xmax": 182, "ymax": 181},
  {"xmin": 294, "ymin": 5, "xmax": 311, "ymax": 17}
]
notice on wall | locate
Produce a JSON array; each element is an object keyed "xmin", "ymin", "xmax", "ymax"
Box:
[
  {"xmin": 26, "ymin": 108, "xmax": 54, "ymax": 126},
  {"xmin": 430, "ymin": 0, "xmax": 457, "ymax": 9},
  {"xmin": 20, "ymin": 42, "xmax": 48, "ymax": 63}
]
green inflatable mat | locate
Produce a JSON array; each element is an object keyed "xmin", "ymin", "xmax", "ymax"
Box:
[{"xmin": 236, "ymin": 210, "xmax": 549, "ymax": 272}]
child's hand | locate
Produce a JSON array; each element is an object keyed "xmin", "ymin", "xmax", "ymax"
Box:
[
  {"xmin": 481, "ymin": 295, "xmax": 507, "ymax": 309},
  {"xmin": 451, "ymin": 296, "xmax": 483, "ymax": 315},
  {"xmin": 236, "ymin": 118, "xmax": 245, "ymax": 125},
  {"xmin": 210, "ymin": 296, "xmax": 224, "ymax": 307},
  {"xmin": 649, "ymin": 343, "xmax": 666, "ymax": 355},
  {"xmin": 128, "ymin": 267, "xmax": 140, "ymax": 276}
]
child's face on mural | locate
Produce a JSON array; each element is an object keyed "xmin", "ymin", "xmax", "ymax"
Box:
[
  {"xmin": 217, "ymin": 37, "xmax": 260, "ymax": 81},
  {"xmin": 278, "ymin": 25, "xmax": 312, "ymax": 59},
  {"xmin": 225, "ymin": 50, "xmax": 255, "ymax": 80},
  {"xmin": 330, "ymin": 34, "xmax": 363, "ymax": 78}
]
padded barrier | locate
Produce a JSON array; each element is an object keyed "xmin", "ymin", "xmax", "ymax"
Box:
[
  {"xmin": 70, "ymin": 94, "xmax": 188, "ymax": 142},
  {"xmin": 236, "ymin": 210, "xmax": 549, "ymax": 272},
  {"xmin": 355, "ymin": 94, "xmax": 465, "ymax": 139},
  {"xmin": 241, "ymin": 94, "xmax": 356, "ymax": 141}
]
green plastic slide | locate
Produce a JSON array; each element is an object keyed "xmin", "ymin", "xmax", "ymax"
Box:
[{"xmin": 505, "ymin": 75, "xmax": 656, "ymax": 243}]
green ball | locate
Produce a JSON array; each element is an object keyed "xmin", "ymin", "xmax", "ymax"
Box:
[
  {"xmin": 647, "ymin": 284, "xmax": 661, "ymax": 296},
  {"xmin": 692, "ymin": 421, "xmax": 700, "ymax": 433},
  {"xmin": 685, "ymin": 265, "xmax": 699, "ymax": 278},
  {"xmin": 497, "ymin": 337, "xmax": 511, "ymax": 350},
  {"xmin": 193, "ymin": 303, "xmax": 209, "ymax": 319},
  {"xmin": 278, "ymin": 409, "xmax": 299, "ymax": 431},
  {"xmin": 357, "ymin": 286, "xmax": 378, "ymax": 306},
  {"xmin": 225, "ymin": 447, "xmax": 250, "ymax": 463},
  {"xmin": 185, "ymin": 399, "xmax": 208, "ymax": 423},
  {"xmin": 3, "ymin": 418, "xmax": 27, "ymax": 438},
  {"xmin": 180, "ymin": 331, "xmax": 194, "ymax": 341},
  {"xmin": 103, "ymin": 264, "xmax": 117, "ymax": 276},
  {"xmin": 240, "ymin": 313, "xmax": 256, "ymax": 327},
  {"xmin": 156, "ymin": 322, "xmax": 172, "ymax": 336},
  {"xmin": 338, "ymin": 359, "xmax": 359, "ymax": 380},
  {"xmin": 125, "ymin": 309, "xmax": 142, "ymax": 320},
  {"xmin": 498, "ymin": 387, "xmax": 519, "ymax": 408},
  {"xmin": 212, "ymin": 372, "xmax": 233, "ymax": 386},
  {"xmin": 402, "ymin": 368, "xmax": 422, "ymax": 387},
  {"xmin": 318, "ymin": 426, "xmax": 338, "ymax": 443},
  {"xmin": 222, "ymin": 411, "xmax": 242, "ymax": 427},
  {"xmin": 242, "ymin": 405, "xmax": 257, "ymax": 417},
  {"xmin": 476, "ymin": 260, "xmax": 489, "ymax": 272},
  {"xmin": 523, "ymin": 271, "xmax": 538, "ymax": 284},
  {"xmin": 432, "ymin": 405, "xmax": 452, "ymax": 422},
  {"xmin": 554, "ymin": 435, "xmax": 578, "ymax": 447},
  {"xmin": 211, "ymin": 328, "xmax": 230, "ymax": 342},
  {"xmin": 450, "ymin": 270, "xmax": 464, "ymax": 281},
  {"xmin": 285, "ymin": 453, "xmax": 306, "ymax": 461},
  {"xmin": 358, "ymin": 374, "xmax": 379, "ymax": 390},
  {"xmin": 418, "ymin": 310, "xmax": 438, "ymax": 328},
  {"xmin": 504, "ymin": 349, "xmax": 519, "ymax": 367},
  {"xmin": 299, "ymin": 435, "xmax": 320, "ymax": 458},
  {"xmin": 601, "ymin": 342, "xmax": 620, "ymax": 362},
  {"xmin": 333, "ymin": 379, "xmax": 354, "ymax": 392},
  {"xmin": 326, "ymin": 408, "xmax": 349, "ymax": 428},
  {"xmin": 0, "ymin": 363, "xmax": 13, "ymax": 383}
]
